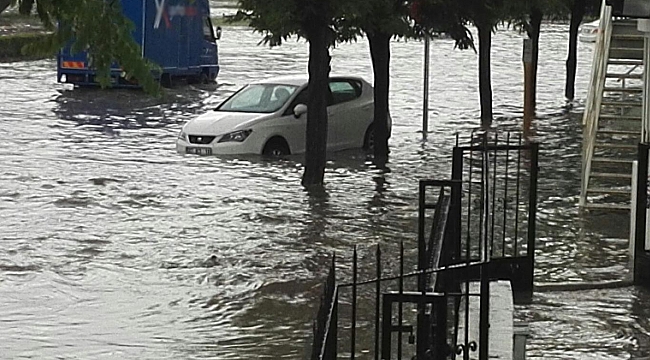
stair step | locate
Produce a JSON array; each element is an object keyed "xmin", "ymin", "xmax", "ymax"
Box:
[
  {"xmin": 582, "ymin": 203, "xmax": 631, "ymax": 211},
  {"xmin": 606, "ymin": 59, "xmax": 643, "ymax": 66},
  {"xmin": 602, "ymin": 87, "xmax": 643, "ymax": 93},
  {"xmin": 587, "ymin": 187, "xmax": 631, "ymax": 194},
  {"xmin": 601, "ymin": 100, "xmax": 642, "ymax": 107},
  {"xmin": 591, "ymin": 172, "xmax": 633, "ymax": 179},
  {"xmin": 597, "ymin": 129, "xmax": 639, "ymax": 135},
  {"xmin": 605, "ymin": 72, "xmax": 643, "ymax": 79},
  {"xmin": 594, "ymin": 143, "xmax": 638, "ymax": 150},
  {"xmin": 612, "ymin": 33, "xmax": 645, "ymax": 40},
  {"xmin": 592, "ymin": 157, "xmax": 634, "ymax": 164},
  {"xmin": 610, "ymin": 46, "xmax": 644, "ymax": 51},
  {"xmin": 599, "ymin": 114, "xmax": 641, "ymax": 121},
  {"xmin": 609, "ymin": 48, "xmax": 645, "ymax": 60},
  {"xmin": 613, "ymin": 19, "xmax": 641, "ymax": 25}
]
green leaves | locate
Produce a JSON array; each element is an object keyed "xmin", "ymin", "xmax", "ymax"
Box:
[
  {"xmin": 17, "ymin": 0, "xmax": 160, "ymax": 95},
  {"xmin": 231, "ymin": 0, "xmax": 301, "ymax": 46}
]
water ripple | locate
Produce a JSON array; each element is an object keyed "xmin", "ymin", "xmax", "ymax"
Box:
[{"xmin": 0, "ymin": 22, "xmax": 639, "ymax": 359}]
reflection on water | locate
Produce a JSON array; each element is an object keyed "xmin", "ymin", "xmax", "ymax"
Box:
[{"xmin": 0, "ymin": 23, "xmax": 647, "ymax": 359}]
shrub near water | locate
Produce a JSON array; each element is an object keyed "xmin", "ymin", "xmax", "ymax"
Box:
[
  {"xmin": 0, "ymin": 33, "xmax": 49, "ymax": 61},
  {"xmin": 0, "ymin": 12, "xmax": 50, "ymax": 61}
]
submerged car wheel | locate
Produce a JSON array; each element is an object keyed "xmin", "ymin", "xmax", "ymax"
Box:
[
  {"xmin": 364, "ymin": 125, "xmax": 375, "ymax": 151},
  {"xmin": 262, "ymin": 137, "xmax": 290, "ymax": 157}
]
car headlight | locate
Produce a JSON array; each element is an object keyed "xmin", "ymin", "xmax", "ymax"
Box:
[
  {"xmin": 218, "ymin": 129, "xmax": 252, "ymax": 143},
  {"xmin": 178, "ymin": 131, "xmax": 188, "ymax": 142}
]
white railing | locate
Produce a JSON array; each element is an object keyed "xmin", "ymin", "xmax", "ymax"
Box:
[
  {"xmin": 643, "ymin": 35, "xmax": 650, "ymax": 143},
  {"xmin": 580, "ymin": 0, "xmax": 614, "ymax": 207}
]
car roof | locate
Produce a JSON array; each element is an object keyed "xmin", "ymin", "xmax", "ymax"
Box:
[{"xmin": 251, "ymin": 74, "xmax": 369, "ymax": 87}]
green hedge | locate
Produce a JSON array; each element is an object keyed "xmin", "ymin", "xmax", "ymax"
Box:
[{"xmin": 0, "ymin": 32, "xmax": 51, "ymax": 61}]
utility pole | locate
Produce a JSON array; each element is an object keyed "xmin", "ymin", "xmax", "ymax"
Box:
[
  {"xmin": 523, "ymin": 39, "xmax": 534, "ymax": 139},
  {"xmin": 423, "ymin": 35, "xmax": 430, "ymax": 140}
]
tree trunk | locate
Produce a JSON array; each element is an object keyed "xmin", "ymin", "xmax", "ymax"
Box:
[
  {"xmin": 476, "ymin": 22, "xmax": 493, "ymax": 127},
  {"xmin": 565, "ymin": 0, "xmax": 586, "ymax": 101},
  {"xmin": 19, "ymin": 0, "xmax": 34, "ymax": 15},
  {"xmin": 368, "ymin": 32, "xmax": 390, "ymax": 164},
  {"xmin": 301, "ymin": 22, "xmax": 331, "ymax": 187},
  {"xmin": 0, "ymin": 0, "xmax": 11, "ymax": 15},
  {"xmin": 529, "ymin": 8, "xmax": 543, "ymax": 114}
]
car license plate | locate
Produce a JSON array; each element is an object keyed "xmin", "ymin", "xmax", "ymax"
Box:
[{"xmin": 186, "ymin": 147, "xmax": 212, "ymax": 156}]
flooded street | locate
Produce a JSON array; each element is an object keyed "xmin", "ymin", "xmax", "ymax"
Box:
[{"xmin": 1, "ymin": 23, "xmax": 649, "ymax": 359}]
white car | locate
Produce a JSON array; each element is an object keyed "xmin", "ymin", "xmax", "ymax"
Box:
[
  {"xmin": 176, "ymin": 75, "xmax": 391, "ymax": 156},
  {"xmin": 579, "ymin": 19, "xmax": 600, "ymax": 43}
]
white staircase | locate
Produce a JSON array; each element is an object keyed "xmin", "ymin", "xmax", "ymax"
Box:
[{"xmin": 580, "ymin": 2, "xmax": 647, "ymax": 211}]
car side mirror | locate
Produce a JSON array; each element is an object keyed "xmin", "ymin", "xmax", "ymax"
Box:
[
  {"xmin": 293, "ymin": 104, "xmax": 307, "ymax": 118},
  {"xmin": 215, "ymin": 26, "xmax": 222, "ymax": 40}
]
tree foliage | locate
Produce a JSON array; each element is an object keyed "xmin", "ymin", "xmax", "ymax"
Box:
[
  {"xmin": 232, "ymin": 0, "xmax": 360, "ymax": 47},
  {"xmin": 233, "ymin": 0, "xmax": 351, "ymax": 186},
  {"xmin": 8, "ymin": 0, "xmax": 159, "ymax": 94}
]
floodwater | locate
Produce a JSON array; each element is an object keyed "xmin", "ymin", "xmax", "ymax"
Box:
[{"xmin": 1, "ymin": 23, "xmax": 649, "ymax": 360}]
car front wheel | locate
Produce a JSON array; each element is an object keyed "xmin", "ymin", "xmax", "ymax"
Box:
[{"xmin": 262, "ymin": 137, "xmax": 290, "ymax": 157}]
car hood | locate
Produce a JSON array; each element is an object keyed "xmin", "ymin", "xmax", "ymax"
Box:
[{"xmin": 182, "ymin": 111, "xmax": 270, "ymax": 135}]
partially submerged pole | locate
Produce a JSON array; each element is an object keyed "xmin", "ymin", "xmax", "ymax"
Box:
[
  {"xmin": 423, "ymin": 35, "xmax": 430, "ymax": 140},
  {"xmin": 523, "ymin": 39, "xmax": 534, "ymax": 139}
]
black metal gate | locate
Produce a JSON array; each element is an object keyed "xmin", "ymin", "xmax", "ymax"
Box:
[{"xmin": 311, "ymin": 131, "xmax": 539, "ymax": 360}]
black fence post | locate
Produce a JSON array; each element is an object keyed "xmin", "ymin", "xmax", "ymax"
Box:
[
  {"xmin": 351, "ymin": 246, "xmax": 357, "ymax": 360},
  {"xmin": 523, "ymin": 142, "xmax": 538, "ymax": 304},
  {"xmin": 479, "ymin": 136, "xmax": 490, "ymax": 360},
  {"xmin": 381, "ymin": 294, "xmax": 392, "ymax": 360},
  {"xmin": 398, "ymin": 242, "xmax": 404, "ymax": 359},
  {"xmin": 451, "ymin": 146, "xmax": 464, "ymax": 263},
  {"xmin": 375, "ymin": 245, "xmax": 381, "ymax": 360},
  {"xmin": 634, "ymin": 143, "xmax": 650, "ymax": 287},
  {"xmin": 329, "ymin": 294, "xmax": 338, "ymax": 360},
  {"xmin": 418, "ymin": 181, "xmax": 427, "ymax": 278},
  {"xmin": 417, "ymin": 181, "xmax": 428, "ymax": 359}
]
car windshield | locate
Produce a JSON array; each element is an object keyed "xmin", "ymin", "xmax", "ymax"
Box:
[{"xmin": 217, "ymin": 84, "xmax": 299, "ymax": 113}]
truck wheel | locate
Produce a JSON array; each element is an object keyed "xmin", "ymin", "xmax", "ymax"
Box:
[
  {"xmin": 200, "ymin": 72, "xmax": 211, "ymax": 84},
  {"xmin": 262, "ymin": 137, "xmax": 290, "ymax": 157},
  {"xmin": 160, "ymin": 74, "xmax": 173, "ymax": 88}
]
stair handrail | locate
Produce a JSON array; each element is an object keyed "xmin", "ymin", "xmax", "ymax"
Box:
[
  {"xmin": 616, "ymin": 64, "xmax": 641, "ymax": 91},
  {"xmin": 580, "ymin": 0, "xmax": 614, "ymax": 206},
  {"xmin": 641, "ymin": 34, "xmax": 650, "ymax": 143},
  {"xmin": 582, "ymin": 0, "xmax": 612, "ymax": 127}
]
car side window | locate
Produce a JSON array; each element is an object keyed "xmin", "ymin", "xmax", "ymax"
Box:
[
  {"xmin": 329, "ymin": 80, "xmax": 361, "ymax": 105},
  {"xmin": 283, "ymin": 88, "xmax": 310, "ymax": 116}
]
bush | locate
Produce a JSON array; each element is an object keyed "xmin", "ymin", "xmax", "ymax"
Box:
[{"xmin": 0, "ymin": 32, "xmax": 49, "ymax": 61}]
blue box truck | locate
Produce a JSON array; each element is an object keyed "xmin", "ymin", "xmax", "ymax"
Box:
[{"xmin": 57, "ymin": 0, "xmax": 220, "ymax": 87}]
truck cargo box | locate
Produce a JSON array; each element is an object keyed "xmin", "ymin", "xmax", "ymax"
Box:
[{"xmin": 57, "ymin": 0, "xmax": 220, "ymax": 87}]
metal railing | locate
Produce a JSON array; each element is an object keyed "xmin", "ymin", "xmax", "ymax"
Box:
[
  {"xmin": 311, "ymin": 244, "xmax": 490, "ymax": 360},
  {"xmin": 616, "ymin": 64, "xmax": 640, "ymax": 94},
  {"xmin": 311, "ymin": 132, "xmax": 539, "ymax": 360},
  {"xmin": 581, "ymin": 0, "xmax": 614, "ymax": 206},
  {"xmin": 311, "ymin": 257, "xmax": 337, "ymax": 360}
]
